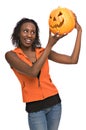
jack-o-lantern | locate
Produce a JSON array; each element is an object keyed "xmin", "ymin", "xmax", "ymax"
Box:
[{"xmin": 49, "ymin": 7, "xmax": 75, "ymax": 34}]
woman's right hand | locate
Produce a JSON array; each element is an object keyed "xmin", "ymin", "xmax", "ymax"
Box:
[{"xmin": 48, "ymin": 29, "xmax": 67, "ymax": 47}]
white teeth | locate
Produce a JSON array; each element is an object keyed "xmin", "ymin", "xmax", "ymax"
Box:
[{"xmin": 25, "ymin": 39, "xmax": 31, "ymax": 43}]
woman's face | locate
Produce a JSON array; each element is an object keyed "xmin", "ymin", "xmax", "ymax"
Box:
[{"xmin": 19, "ymin": 22, "xmax": 36, "ymax": 48}]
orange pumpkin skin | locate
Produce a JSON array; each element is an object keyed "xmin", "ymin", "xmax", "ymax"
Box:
[{"xmin": 49, "ymin": 7, "xmax": 75, "ymax": 34}]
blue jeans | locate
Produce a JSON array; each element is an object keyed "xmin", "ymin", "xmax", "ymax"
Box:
[{"xmin": 28, "ymin": 103, "xmax": 62, "ymax": 130}]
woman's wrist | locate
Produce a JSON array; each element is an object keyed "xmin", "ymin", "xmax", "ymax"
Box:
[{"xmin": 76, "ymin": 25, "xmax": 82, "ymax": 32}]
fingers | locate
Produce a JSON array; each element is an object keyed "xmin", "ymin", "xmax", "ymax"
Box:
[
  {"xmin": 56, "ymin": 33, "xmax": 67, "ymax": 39},
  {"xmin": 49, "ymin": 28, "xmax": 67, "ymax": 40}
]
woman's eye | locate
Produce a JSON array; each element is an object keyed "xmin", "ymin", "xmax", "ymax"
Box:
[
  {"xmin": 23, "ymin": 30, "xmax": 36, "ymax": 34},
  {"xmin": 23, "ymin": 30, "xmax": 28, "ymax": 33},
  {"xmin": 31, "ymin": 31, "xmax": 35, "ymax": 34}
]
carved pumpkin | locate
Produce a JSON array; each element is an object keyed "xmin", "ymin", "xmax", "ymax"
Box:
[{"xmin": 49, "ymin": 7, "xmax": 75, "ymax": 34}]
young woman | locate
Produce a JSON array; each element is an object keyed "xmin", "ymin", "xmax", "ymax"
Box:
[{"xmin": 5, "ymin": 15, "xmax": 82, "ymax": 130}]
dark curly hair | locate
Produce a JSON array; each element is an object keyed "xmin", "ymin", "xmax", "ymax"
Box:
[{"xmin": 11, "ymin": 18, "xmax": 41, "ymax": 50}]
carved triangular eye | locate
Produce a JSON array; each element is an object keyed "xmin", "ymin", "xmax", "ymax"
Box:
[
  {"xmin": 53, "ymin": 17, "xmax": 56, "ymax": 21},
  {"xmin": 58, "ymin": 12, "xmax": 62, "ymax": 16}
]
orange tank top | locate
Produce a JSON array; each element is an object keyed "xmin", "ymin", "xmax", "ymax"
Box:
[{"xmin": 12, "ymin": 47, "xmax": 59, "ymax": 102}]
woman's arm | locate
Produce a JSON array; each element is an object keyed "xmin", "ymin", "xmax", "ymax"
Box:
[
  {"xmin": 5, "ymin": 15, "xmax": 81, "ymax": 77},
  {"xmin": 48, "ymin": 16, "xmax": 82, "ymax": 64},
  {"xmin": 5, "ymin": 32, "xmax": 65, "ymax": 77}
]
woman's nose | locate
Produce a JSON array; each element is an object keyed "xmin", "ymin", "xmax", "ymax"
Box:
[{"xmin": 27, "ymin": 32, "xmax": 32, "ymax": 37}]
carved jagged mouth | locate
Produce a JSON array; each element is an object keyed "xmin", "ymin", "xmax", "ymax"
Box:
[{"xmin": 50, "ymin": 19, "xmax": 64, "ymax": 28}]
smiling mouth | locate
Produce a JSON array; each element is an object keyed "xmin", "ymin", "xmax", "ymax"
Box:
[
  {"xmin": 50, "ymin": 19, "xmax": 64, "ymax": 28},
  {"xmin": 25, "ymin": 39, "xmax": 32, "ymax": 43}
]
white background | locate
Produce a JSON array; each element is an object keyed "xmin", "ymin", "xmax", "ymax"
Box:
[{"xmin": 0, "ymin": 0, "xmax": 86, "ymax": 130}]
